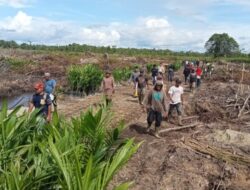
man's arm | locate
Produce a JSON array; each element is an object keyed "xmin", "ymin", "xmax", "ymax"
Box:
[
  {"xmin": 47, "ymin": 105, "xmax": 52, "ymax": 122},
  {"xmin": 168, "ymin": 88, "xmax": 174, "ymax": 103},
  {"xmin": 52, "ymin": 80, "xmax": 57, "ymax": 93},
  {"xmin": 28, "ymin": 102, "xmax": 34, "ymax": 113},
  {"xmin": 162, "ymin": 92, "xmax": 168, "ymax": 112},
  {"xmin": 142, "ymin": 90, "xmax": 152, "ymax": 111},
  {"xmin": 46, "ymin": 95, "xmax": 52, "ymax": 122},
  {"xmin": 181, "ymin": 88, "xmax": 184, "ymax": 105}
]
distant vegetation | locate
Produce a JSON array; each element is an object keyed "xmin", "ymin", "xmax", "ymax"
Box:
[
  {"xmin": 205, "ymin": 33, "xmax": 240, "ymax": 57},
  {"xmin": 1, "ymin": 39, "xmax": 250, "ymax": 63}
]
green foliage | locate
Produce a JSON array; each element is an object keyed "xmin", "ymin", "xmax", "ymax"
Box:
[
  {"xmin": 205, "ymin": 33, "xmax": 240, "ymax": 57},
  {"xmin": 68, "ymin": 64, "xmax": 103, "ymax": 94},
  {"xmin": 172, "ymin": 62, "xmax": 182, "ymax": 71},
  {"xmin": 112, "ymin": 67, "xmax": 132, "ymax": 82},
  {"xmin": 146, "ymin": 63, "xmax": 155, "ymax": 73},
  {"xmin": 0, "ymin": 101, "xmax": 140, "ymax": 190},
  {"xmin": 6, "ymin": 57, "xmax": 34, "ymax": 68}
]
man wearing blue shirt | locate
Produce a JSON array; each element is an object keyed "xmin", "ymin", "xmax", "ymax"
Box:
[{"xmin": 44, "ymin": 73, "xmax": 57, "ymax": 110}]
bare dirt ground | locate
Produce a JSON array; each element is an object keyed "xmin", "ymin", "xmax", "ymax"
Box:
[{"xmin": 57, "ymin": 71, "xmax": 250, "ymax": 190}]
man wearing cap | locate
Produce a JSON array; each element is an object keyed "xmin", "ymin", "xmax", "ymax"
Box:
[
  {"xmin": 44, "ymin": 72, "xmax": 57, "ymax": 110},
  {"xmin": 168, "ymin": 78, "xmax": 184, "ymax": 126},
  {"xmin": 143, "ymin": 81, "xmax": 168, "ymax": 138},
  {"xmin": 101, "ymin": 70, "xmax": 115, "ymax": 105},
  {"xmin": 29, "ymin": 82, "xmax": 52, "ymax": 122}
]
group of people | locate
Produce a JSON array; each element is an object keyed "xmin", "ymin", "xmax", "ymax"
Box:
[
  {"xmin": 183, "ymin": 61, "xmax": 203, "ymax": 92},
  {"xmin": 125, "ymin": 64, "xmax": 184, "ymax": 138},
  {"xmin": 29, "ymin": 62, "xmax": 205, "ymax": 139}
]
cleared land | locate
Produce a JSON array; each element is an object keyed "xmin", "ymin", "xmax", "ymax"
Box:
[{"xmin": 1, "ymin": 49, "xmax": 250, "ymax": 190}]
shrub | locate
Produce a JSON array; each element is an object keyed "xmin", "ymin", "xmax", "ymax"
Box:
[
  {"xmin": 68, "ymin": 64, "xmax": 103, "ymax": 94},
  {"xmin": 0, "ymin": 101, "xmax": 141, "ymax": 189},
  {"xmin": 6, "ymin": 57, "xmax": 34, "ymax": 68},
  {"xmin": 172, "ymin": 61, "xmax": 182, "ymax": 71},
  {"xmin": 146, "ymin": 63, "xmax": 156, "ymax": 73},
  {"xmin": 112, "ymin": 67, "xmax": 132, "ymax": 82}
]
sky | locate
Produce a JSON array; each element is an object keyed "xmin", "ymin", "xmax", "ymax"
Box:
[{"xmin": 0, "ymin": 0, "xmax": 250, "ymax": 52}]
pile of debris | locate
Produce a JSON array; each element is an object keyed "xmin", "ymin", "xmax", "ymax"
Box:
[{"xmin": 190, "ymin": 82, "xmax": 250, "ymax": 122}]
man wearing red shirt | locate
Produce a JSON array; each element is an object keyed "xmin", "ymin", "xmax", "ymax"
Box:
[{"xmin": 196, "ymin": 66, "xmax": 202, "ymax": 88}]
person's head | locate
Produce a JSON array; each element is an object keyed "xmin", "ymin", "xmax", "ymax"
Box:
[
  {"xmin": 191, "ymin": 69, "xmax": 195, "ymax": 73},
  {"xmin": 153, "ymin": 64, "xmax": 157, "ymax": 68},
  {"xmin": 105, "ymin": 70, "xmax": 111, "ymax": 77},
  {"xmin": 175, "ymin": 78, "xmax": 182, "ymax": 87},
  {"xmin": 34, "ymin": 82, "xmax": 44, "ymax": 94},
  {"xmin": 154, "ymin": 81, "xmax": 163, "ymax": 91},
  {"xmin": 44, "ymin": 72, "xmax": 50, "ymax": 80}
]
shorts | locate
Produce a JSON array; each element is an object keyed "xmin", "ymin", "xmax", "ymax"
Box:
[
  {"xmin": 147, "ymin": 108, "xmax": 163, "ymax": 127},
  {"xmin": 168, "ymin": 103, "xmax": 182, "ymax": 116}
]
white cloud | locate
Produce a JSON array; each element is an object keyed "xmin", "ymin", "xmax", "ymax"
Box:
[
  {"xmin": 0, "ymin": 11, "xmax": 250, "ymax": 52},
  {"xmin": 0, "ymin": 0, "xmax": 32, "ymax": 8},
  {"xmin": 2, "ymin": 11, "xmax": 32, "ymax": 32}
]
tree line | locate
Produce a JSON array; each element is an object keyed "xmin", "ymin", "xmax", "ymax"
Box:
[{"xmin": 0, "ymin": 33, "xmax": 249, "ymax": 59}]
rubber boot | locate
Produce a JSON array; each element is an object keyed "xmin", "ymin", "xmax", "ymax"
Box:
[
  {"xmin": 153, "ymin": 127, "xmax": 161, "ymax": 138},
  {"xmin": 178, "ymin": 116, "xmax": 183, "ymax": 126},
  {"xmin": 146, "ymin": 125, "xmax": 151, "ymax": 133}
]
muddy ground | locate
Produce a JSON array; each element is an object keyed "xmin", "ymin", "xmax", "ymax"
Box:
[
  {"xmin": 57, "ymin": 75, "xmax": 250, "ymax": 190},
  {"xmin": 1, "ymin": 49, "xmax": 250, "ymax": 189}
]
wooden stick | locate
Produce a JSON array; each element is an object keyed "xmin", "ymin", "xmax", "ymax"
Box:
[
  {"xmin": 159, "ymin": 123, "xmax": 201, "ymax": 134},
  {"xmin": 182, "ymin": 115, "xmax": 200, "ymax": 120},
  {"xmin": 238, "ymin": 95, "xmax": 250, "ymax": 118},
  {"xmin": 183, "ymin": 139, "xmax": 250, "ymax": 166}
]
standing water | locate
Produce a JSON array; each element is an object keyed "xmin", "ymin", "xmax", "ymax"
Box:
[{"xmin": 0, "ymin": 93, "xmax": 33, "ymax": 110}]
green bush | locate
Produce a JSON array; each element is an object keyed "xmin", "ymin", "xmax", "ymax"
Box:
[
  {"xmin": 6, "ymin": 57, "xmax": 34, "ymax": 68},
  {"xmin": 68, "ymin": 64, "xmax": 103, "ymax": 94},
  {"xmin": 172, "ymin": 61, "xmax": 182, "ymax": 71},
  {"xmin": 0, "ymin": 101, "xmax": 141, "ymax": 189},
  {"xmin": 112, "ymin": 67, "xmax": 132, "ymax": 82},
  {"xmin": 146, "ymin": 63, "xmax": 155, "ymax": 73}
]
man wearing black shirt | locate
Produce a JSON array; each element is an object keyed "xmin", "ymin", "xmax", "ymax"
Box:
[{"xmin": 29, "ymin": 82, "xmax": 52, "ymax": 122}]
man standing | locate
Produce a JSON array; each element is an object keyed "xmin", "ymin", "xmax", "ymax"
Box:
[
  {"xmin": 196, "ymin": 65, "xmax": 202, "ymax": 89},
  {"xmin": 29, "ymin": 82, "xmax": 52, "ymax": 122},
  {"xmin": 135, "ymin": 69, "xmax": 149, "ymax": 105},
  {"xmin": 158, "ymin": 63, "xmax": 165, "ymax": 76},
  {"xmin": 151, "ymin": 64, "xmax": 159, "ymax": 86},
  {"xmin": 168, "ymin": 64, "xmax": 174, "ymax": 83},
  {"xmin": 168, "ymin": 79, "xmax": 184, "ymax": 126},
  {"xmin": 44, "ymin": 73, "xmax": 57, "ymax": 110},
  {"xmin": 183, "ymin": 62, "xmax": 190, "ymax": 85},
  {"xmin": 143, "ymin": 81, "xmax": 168, "ymax": 138},
  {"xmin": 129, "ymin": 68, "xmax": 140, "ymax": 97},
  {"xmin": 102, "ymin": 70, "xmax": 115, "ymax": 105}
]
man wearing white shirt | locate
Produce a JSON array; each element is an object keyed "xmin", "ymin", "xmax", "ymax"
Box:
[{"xmin": 168, "ymin": 78, "xmax": 184, "ymax": 126}]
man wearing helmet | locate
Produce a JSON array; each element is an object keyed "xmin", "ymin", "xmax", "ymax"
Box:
[{"xmin": 28, "ymin": 82, "xmax": 52, "ymax": 122}]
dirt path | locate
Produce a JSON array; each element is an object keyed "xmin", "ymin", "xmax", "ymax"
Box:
[{"xmin": 57, "ymin": 75, "xmax": 250, "ymax": 190}]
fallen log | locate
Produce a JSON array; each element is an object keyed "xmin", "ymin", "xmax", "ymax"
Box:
[
  {"xmin": 183, "ymin": 138, "xmax": 250, "ymax": 166},
  {"xmin": 159, "ymin": 122, "xmax": 201, "ymax": 134},
  {"xmin": 182, "ymin": 115, "xmax": 200, "ymax": 120}
]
